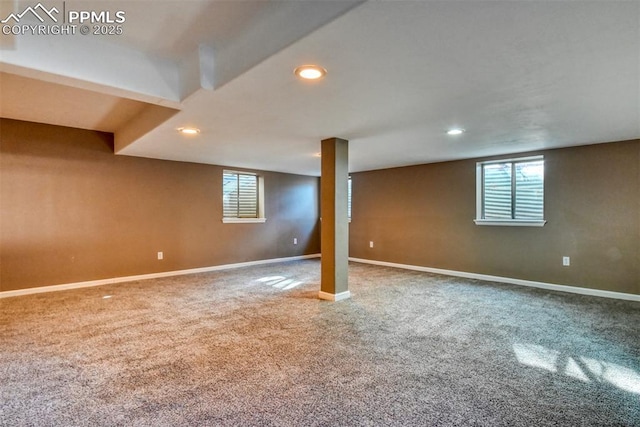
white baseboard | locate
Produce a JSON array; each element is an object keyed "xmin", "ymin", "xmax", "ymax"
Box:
[
  {"xmin": 0, "ymin": 254, "xmax": 321, "ymax": 299},
  {"xmin": 5, "ymin": 254, "xmax": 637, "ymax": 303},
  {"xmin": 349, "ymin": 257, "xmax": 640, "ymax": 302},
  {"xmin": 318, "ymin": 290, "xmax": 351, "ymax": 302}
]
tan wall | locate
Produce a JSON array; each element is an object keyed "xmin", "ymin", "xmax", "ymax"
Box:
[
  {"xmin": 349, "ymin": 140, "xmax": 640, "ymax": 295},
  {"xmin": 0, "ymin": 119, "xmax": 320, "ymax": 291}
]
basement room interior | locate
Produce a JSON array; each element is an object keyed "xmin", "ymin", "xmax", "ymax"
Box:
[{"xmin": 1, "ymin": 1, "xmax": 639, "ymax": 426}]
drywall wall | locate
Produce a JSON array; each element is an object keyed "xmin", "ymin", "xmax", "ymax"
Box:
[
  {"xmin": 0, "ymin": 119, "xmax": 320, "ymax": 291},
  {"xmin": 349, "ymin": 140, "xmax": 640, "ymax": 295}
]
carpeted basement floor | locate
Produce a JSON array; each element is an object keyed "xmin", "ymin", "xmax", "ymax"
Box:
[{"xmin": 1, "ymin": 259, "xmax": 639, "ymax": 426}]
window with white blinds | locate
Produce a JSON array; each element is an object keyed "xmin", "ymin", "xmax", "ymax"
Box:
[
  {"xmin": 475, "ymin": 156, "xmax": 546, "ymax": 226},
  {"xmin": 223, "ymin": 171, "xmax": 259, "ymax": 218},
  {"xmin": 348, "ymin": 176, "xmax": 352, "ymax": 219}
]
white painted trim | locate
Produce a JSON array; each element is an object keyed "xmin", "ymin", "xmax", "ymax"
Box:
[
  {"xmin": 475, "ymin": 155, "xmax": 546, "ymax": 227},
  {"xmin": 474, "ymin": 219, "xmax": 547, "ymax": 227},
  {"xmin": 0, "ymin": 254, "xmax": 321, "ymax": 299},
  {"xmin": 481, "ymin": 154, "xmax": 545, "ymax": 165},
  {"xmin": 222, "ymin": 218, "xmax": 267, "ymax": 224},
  {"xmin": 318, "ymin": 290, "xmax": 351, "ymax": 302},
  {"xmin": 349, "ymin": 258, "xmax": 640, "ymax": 302}
]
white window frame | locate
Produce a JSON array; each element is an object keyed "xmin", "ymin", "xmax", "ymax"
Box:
[
  {"xmin": 348, "ymin": 176, "xmax": 352, "ymax": 222},
  {"xmin": 474, "ymin": 155, "xmax": 546, "ymax": 227},
  {"xmin": 319, "ymin": 177, "xmax": 352, "ymax": 224},
  {"xmin": 222, "ymin": 170, "xmax": 266, "ymax": 224}
]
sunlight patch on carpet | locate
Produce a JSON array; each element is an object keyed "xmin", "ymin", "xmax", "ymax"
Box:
[
  {"xmin": 580, "ymin": 356, "xmax": 640, "ymax": 394},
  {"xmin": 513, "ymin": 343, "xmax": 559, "ymax": 373},
  {"xmin": 256, "ymin": 276, "xmax": 304, "ymax": 290},
  {"xmin": 565, "ymin": 357, "xmax": 590, "ymax": 383},
  {"xmin": 513, "ymin": 342, "xmax": 640, "ymax": 396}
]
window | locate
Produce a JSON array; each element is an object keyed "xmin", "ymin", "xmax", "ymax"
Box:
[
  {"xmin": 348, "ymin": 176, "xmax": 352, "ymax": 220},
  {"xmin": 222, "ymin": 170, "xmax": 265, "ymax": 223},
  {"xmin": 319, "ymin": 177, "xmax": 352, "ymax": 224},
  {"xmin": 474, "ymin": 156, "xmax": 545, "ymax": 226}
]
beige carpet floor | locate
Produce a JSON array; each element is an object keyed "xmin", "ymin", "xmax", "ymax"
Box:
[{"xmin": 1, "ymin": 259, "xmax": 639, "ymax": 426}]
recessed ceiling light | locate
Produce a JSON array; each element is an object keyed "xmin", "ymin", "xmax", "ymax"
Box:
[
  {"xmin": 447, "ymin": 128, "xmax": 465, "ymax": 135},
  {"xmin": 178, "ymin": 127, "xmax": 200, "ymax": 135},
  {"xmin": 294, "ymin": 65, "xmax": 327, "ymax": 80}
]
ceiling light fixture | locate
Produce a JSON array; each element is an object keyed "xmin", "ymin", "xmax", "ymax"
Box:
[
  {"xmin": 447, "ymin": 128, "xmax": 465, "ymax": 135},
  {"xmin": 178, "ymin": 127, "xmax": 200, "ymax": 135},
  {"xmin": 294, "ymin": 65, "xmax": 327, "ymax": 80}
]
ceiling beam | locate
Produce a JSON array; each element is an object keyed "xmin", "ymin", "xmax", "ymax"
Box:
[{"xmin": 1, "ymin": 32, "xmax": 183, "ymax": 108}]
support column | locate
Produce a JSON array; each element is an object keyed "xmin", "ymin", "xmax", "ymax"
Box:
[{"xmin": 319, "ymin": 137, "xmax": 350, "ymax": 301}]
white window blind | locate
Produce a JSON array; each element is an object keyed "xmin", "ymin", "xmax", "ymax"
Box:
[
  {"xmin": 483, "ymin": 162, "xmax": 513, "ymax": 219},
  {"xmin": 223, "ymin": 171, "xmax": 258, "ymax": 218},
  {"xmin": 348, "ymin": 177, "xmax": 352, "ymax": 219},
  {"xmin": 477, "ymin": 156, "xmax": 544, "ymax": 225}
]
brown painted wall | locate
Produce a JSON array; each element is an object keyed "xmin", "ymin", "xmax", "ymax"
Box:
[
  {"xmin": 0, "ymin": 119, "xmax": 320, "ymax": 291},
  {"xmin": 350, "ymin": 140, "xmax": 640, "ymax": 295},
  {"xmin": 3, "ymin": 119, "xmax": 638, "ymax": 295}
]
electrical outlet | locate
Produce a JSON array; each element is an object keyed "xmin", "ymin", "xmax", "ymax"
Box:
[
  {"xmin": 293, "ymin": 238, "xmax": 298, "ymax": 245},
  {"xmin": 158, "ymin": 251, "xmax": 163, "ymax": 260},
  {"xmin": 369, "ymin": 241, "xmax": 374, "ymax": 248},
  {"xmin": 562, "ymin": 256, "xmax": 570, "ymax": 266}
]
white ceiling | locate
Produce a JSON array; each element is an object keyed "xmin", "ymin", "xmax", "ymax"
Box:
[{"xmin": 1, "ymin": 0, "xmax": 638, "ymax": 176}]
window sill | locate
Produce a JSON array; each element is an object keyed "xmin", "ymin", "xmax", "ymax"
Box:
[
  {"xmin": 222, "ymin": 218, "xmax": 267, "ymax": 224},
  {"xmin": 474, "ymin": 219, "xmax": 546, "ymax": 227}
]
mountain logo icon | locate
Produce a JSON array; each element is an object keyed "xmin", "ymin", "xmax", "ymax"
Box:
[{"xmin": 1, "ymin": 3, "xmax": 59, "ymax": 24}]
